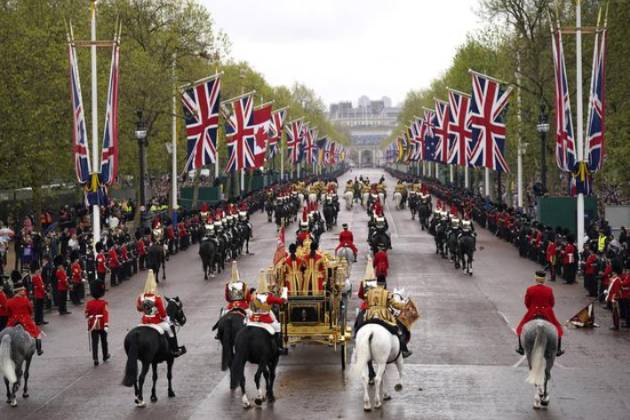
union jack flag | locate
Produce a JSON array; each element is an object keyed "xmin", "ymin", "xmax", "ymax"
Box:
[
  {"xmin": 99, "ymin": 38, "xmax": 120, "ymax": 185},
  {"xmin": 433, "ymin": 100, "xmax": 450, "ymax": 163},
  {"xmin": 224, "ymin": 93, "xmax": 256, "ymax": 172},
  {"xmin": 327, "ymin": 141, "xmax": 336, "ymax": 164},
  {"xmin": 410, "ymin": 118, "xmax": 425, "ymax": 161},
  {"xmin": 302, "ymin": 125, "xmax": 317, "ymax": 164},
  {"xmin": 447, "ymin": 89, "xmax": 472, "ymax": 167},
  {"xmin": 423, "ymin": 108, "xmax": 436, "ymax": 161},
  {"xmin": 551, "ymin": 18, "xmax": 576, "ymax": 173},
  {"xmin": 586, "ymin": 23, "xmax": 607, "ymax": 173},
  {"xmin": 286, "ymin": 119, "xmax": 304, "ymax": 165},
  {"xmin": 268, "ymin": 108, "xmax": 287, "ymax": 158},
  {"xmin": 68, "ymin": 38, "xmax": 91, "ymax": 184},
  {"xmin": 181, "ymin": 74, "xmax": 221, "ymax": 171},
  {"xmin": 252, "ymin": 103, "xmax": 272, "ymax": 169},
  {"xmin": 468, "ymin": 71, "xmax": 512, "ymax": 172}
]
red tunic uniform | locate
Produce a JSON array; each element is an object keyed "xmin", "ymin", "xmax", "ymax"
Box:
[
  {"xmin": 297, "ymin": 231, "xmax": 310, "ymax": 244},
  {"xmin": 335, "ymin": 230, "xmax": 358, "ymax": 254},
  {"xmin": 546, "ymin": 242, "xmax": 557, "ymax": 264},
  {"xmin": 224, "ymin": 284, "xmax": 250, "ymax": 311},
  {"xmin": 32, "ymin": 274, "xmax": 46, "ymax": 300},
  {"xmin": 515, "ymin": 284, "xmax": 563, "ymax": 337},
  {"xmin": 136, "ymin": 293, "xmax": 167, "ymax": 324},
  {"xmin": 373, "ymin": 250, "xmax": 389, "ymax": 277},
  {"xmin": 562, "ymin": 243, "xmax": 576, "ymax": 265},
  {"xmin": 166, "ymin": 225, "xmax": 175, "ymax": 240},
  {"xmin": 71, "ymin": 261, "xmax": 82, "ymax": 285},
  {"xmin": 96, "ymin": 253, "xmax": 107, "ymax": 274},
  {"xmin": 120, "ymin": 245, "xmax": 129, "ymax": 262},
  {"xmin": 56, "ymin": 267, "xmax": 69, "ymax": 292},
  {"xmin": 249, "ymin": 294, "xmax": 285, "ymax": 324},
  {"xmin": 6, "ymin": 290, "xmax": 40, "ymax": 338},
  {"xmin": 85, "ymin": 299, "xmax": 109, "ymax": 331},
  {"xmin": 136, "ymin": 239, "xmax": 146, "ymax": 256},
  {"xmin": 178, "ymin": 222, "xmax": 187, "ymax": 239},
  {"xmin": 584, "ymin": 254, "xmax": 598, "ymax": 275},
  {"xmin": 108, "ymin": 249, "xmax": 120, "ymax": 269}
]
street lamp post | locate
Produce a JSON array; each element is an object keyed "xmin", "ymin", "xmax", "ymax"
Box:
[
  {"xmin": 536, "ymin": 101, "xmax": 550, "ymax": 194},
  {"xmin": 135, "ymin": 109, "xmax": 148, "ymax": 209}
]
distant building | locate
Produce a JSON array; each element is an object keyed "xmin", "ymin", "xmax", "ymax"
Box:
[{"xmin": 328, "ymin": 95, "xmax": 401, "ymax": 167}]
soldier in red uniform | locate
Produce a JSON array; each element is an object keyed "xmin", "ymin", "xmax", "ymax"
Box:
[
  {"xmin": 85, "ymin": 285, "xmax": 110, "ymax": 365},
  {"xmin": 166, "ymin": 223, "xmax": 176, "ymax": 254},
  {"xmin": 562, "ymin": 235, "xmax": 578, "ymax": 284},
  {"xmin": 223, "ymin": 261, "xmax": 251, "ymax": 313},
  {"xmin": 31, "ymin": 263, "xmax": 48, "ymax": 325},
  {"xmin": 6, "ymin": 278, "xmax": 43, "ymax": 355},
  {"xmin": 373, "ymin": 245, "xmax": 389, "ymax": 286},
  {"xmin": 70, "ymin": 256, "xmax": 83, "ymax": 305},
  {"xmin": 335, "ymin": 223, "xmax": 358, "ymax": 262},
  {"xmin": 136, "ymin": 270, "xmax": 185, "ymax": 357},
  {"xmin": 55, "ymin": 258, "xmax": 71, "ymax": 315},
  {"xmin": 248, "ymin": 270, "xmax": 288, "ymax": 355},
  {"xmin": 119, "ymin": 241, "xmax": 130, "ymax": 280},
  {"xmin": 108, "ymin": 244, "xmax": 120, "ymax": 287},
  {"xmin": 546, "ymin": 239, "xmax": 558, "ymax": 282},
  {"xmin": 136, "ymin": 236, "xmax": 147, "ymax": 271},
  {"xmin": 515, "ymin": 271, "xmax": 564, "ymax": 356},
  {"xmin": 96, "ymin": 244, "xmax": 107, "ymax": 284}
]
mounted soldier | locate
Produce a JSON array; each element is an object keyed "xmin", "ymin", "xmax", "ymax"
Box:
[
  {"xmin": 5, "ymin": 276, "xmax": 44, "ymax": 355},
  {"xmin": 335, "ymin": 223, "xmax": 358, "ymax": 262},
  {"xmin": 136, "ymin": 270, "xmax": 186, "ymax": 358},
  {"xmin": 247, "ymin": 270, "xmax": 288, "ymax": 355}
]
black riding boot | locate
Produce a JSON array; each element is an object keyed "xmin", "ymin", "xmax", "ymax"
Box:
[
  {"xmin": 516, "ymin": 336, "xmax": 524, "ymax": 355},
  {"xmin": 275, "ymin": 333, "xmax": 288, "ymax": 356},
  {"xmin": 36, "ymin": 338, "xmax": 43, "ymax": 356},
  {"xmin": 556, "ymin": 337, "xmax": 564, "ymax": 357},
  {"xmin": 397, "ymin": 330, "xmax": 412, "ymax": 358},
  {"xmin": 168, "ymin": 333, "xmax": 186, "ymax": 358}
]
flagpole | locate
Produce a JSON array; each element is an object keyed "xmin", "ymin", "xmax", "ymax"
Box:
[
  {"xmin": 464, "ymin": 166, "xmax": 469, "ymax": 189},
  {"xmin": 171, "ymin": 53, "xmax": 178, "ymax": 218},
  {"xmin": 576, "ymin": 0, "xmax": 585, "ymax": 251},
  {"xmin": 485, "ymin": 168, "xmax": 490, "ymax": 197},
  {"xmin": 90, "ymin": 0, "xmax": 100, "ymax": 247},
  {"xmin": 449, "ymin": 166, "xmax": 454, "ymax": 183},
  {"xmin": 516, "ymin": 51, "xmax": 524, "ymax": 209}
]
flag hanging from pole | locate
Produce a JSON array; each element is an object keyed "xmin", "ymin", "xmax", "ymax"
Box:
[
  {"xmin": 447, "ymin": 89, "xmax": 472, "ymax": 167},
  {"xmin": 586, "ymin": 18, "xmax": 607, "ymax": 173},
  {"xmin": 468, "ymin": 70, "xmax": 512, "ymax": 173},
  {"xmin": 410, "ymin": 118, "xmax": 424, "ymax": 161},
  {"xmin": 68, "ymin": 34, "xmax": 91, "ymax": 185},
  {"xmin": 317, "ymin": 137, "xmax": 328, "ymax": 165},
  {"xmin": 181, "ymin": 74, "xmax": 221, "ymax": 171},
  {"xmin": 433, "ymin": 99, "xmax": 450, "ymax": 164},
  {"xmin": 99, "ymin": 36, "xmax": 120, "ymax": 185},
  {"xmin": 268, "ymin": 108, "xmax": 287, "ymax": 158},
  {"xmin": 551, "ymin": 18, "xmax": 576, "ymax": 173},
  {"xmin": 423, "ymin": 109, "xmax": 436, "ymax": 162},
  {"xmin": 224, "ymin": 93, "xmax": 256, "ymax": 172},
  {"xmin": 286, "ymin": 119, "xmax": 303, "ymax": 165},
  {"xmin": 253, "ymin": 103, "xmax": 273, "ymax": 169}
]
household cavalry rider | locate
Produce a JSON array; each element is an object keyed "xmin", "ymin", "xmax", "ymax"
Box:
[
  {"xmin": 335, "ymin": 223, "xmax": 358, "ymax": 262},
  {"xmin": 248, "ymin": 270, "xmax": 288, "ymax": 355},
  {"xmin": 136, "ymin": 269, "xmax": 186, "ymax": 357},
  {"xmin": 515, "ymin": 270, "xmax": 564, "ymax": 357},
  {"xmin": 296, "ymin": 208, "xmax": 311, "ymax": 245},
  {"xmin": 215, "ymin": 261, "xmax": 250, "ymax": 341},
  {"xmin": 459, "ymin": 212, "xmax": 476, "ymax": 241},
  {"xmin": 356, "ymin": 259, "xmax": 413, "ymax": 358}
]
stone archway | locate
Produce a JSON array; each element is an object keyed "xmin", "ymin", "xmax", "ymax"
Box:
[{"xmin": 360, "ymin": 149, "xmax": 374, "ymax": 167}]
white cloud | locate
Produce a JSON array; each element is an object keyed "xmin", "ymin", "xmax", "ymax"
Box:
[{"xmin": 204, "ymin": 0, "xmax": 481, "ymax": 107}]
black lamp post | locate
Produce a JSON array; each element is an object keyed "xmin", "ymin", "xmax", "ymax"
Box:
[
  {"xmin": 536, "ymin": 101, "xmax": 550, "ymax": 194},
  {"xmin": 135, "ymin": 109, "xmax": 148, "ymax": 208}
]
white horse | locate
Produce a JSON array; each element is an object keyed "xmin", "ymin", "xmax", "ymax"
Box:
[
  {"xmin": 344, "ymin": 191, "xmax": 353, "ymax": 210},
  {"xmin": 297, "ymin": 192, "xmax": 305, "ymax": 207},
  {"xmin": 361, "ymin": 192, "xmax": 369, "ymax": 209},
  {"xmin": 308, "ymin": 192, "xmax": 318, "ymax": 205},
  {"xmin": 336, "ymin": 246, "xmax": 354, "ymax": 278},
  {"xmin": 392, "ymin": 191, "xmax": 402, "ymax": 210},
  {"xmin": 352, "ymin": 324, "xmax": 403, "ymax": 411},
  {"xmin": 522, "ymin": 319, "xmax": 557, "ymax": 409}
]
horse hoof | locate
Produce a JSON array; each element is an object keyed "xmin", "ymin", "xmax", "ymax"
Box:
[
  {"xmin": 383, "ymin": 393, "xmax": 392, "ymax": 401},
  {"xmin": 10, "ymin": 399, "xmax": 17, "ymax": 407},
  {"xmin": 394, "ymin": 384, "xmax": 403, "ymax": 392},
  {"xmin": 151, "ymin": 395, "xmax": 158, "ymax": 403},
  {"xmin": 267, "ymin": 394, "xmax": 275, "ymax": 404},
  {"xmin": 363, "ymin": 405, "xmax": 372, "ymax": 412},
  {"xmin": 375, "ymin": 402, "xmax": 382, "ymax": 409},
  {"xmin": 254, "ymin": 398, "xmax": 263, "ymax": 406},
  {"xmin": 23, "ymin": 392, "xmax": 29, "ymax": 399},
  {"xmin": 243, "ymin": 402, "xmax": 251, "ymax": 409},
  {"xmin": 135, "ymin": 398, "xmax": 145, "ymax": 408},
  {"xmin": 168, "ymin": 390, "xmax": 176, "ymax": 398}
]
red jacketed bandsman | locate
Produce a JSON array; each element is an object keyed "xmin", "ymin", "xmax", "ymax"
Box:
[
  {"xmin": 96, "ymin": 246, "xmax": 107, "ymax": 283},
  {"xmin": 108, "ymin": 246, "xmax": 120, "ymax": 286},
  {"xmin": 85, "ymin": 286, "xmax": 110, "ymax": 365},
  {"xmin": 373, "ymin": 246, "xmax": 389, "ymax": 282},
  {"xmin": 56, "ymin": 263, "xmax": 70, "ymax": 315},
  {"xmin": 515, "ymin": 271, "xmax": 564, "ymax": 356},
  {"xmin": 32, "ymin": 265, "xmax": 47, "ymax": 325},
  {"xmin": 6, "ymin": 278, "xmax": 43, "ymax": 355},
  {"xmin": 335, "ymin": 223, "xmax": 358, "ymax": 261}
]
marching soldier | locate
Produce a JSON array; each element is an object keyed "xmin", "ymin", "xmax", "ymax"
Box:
[
  {"xmin": 55, "ymin": 256, "xmax": 71, "ymax": 315},
  {"xmin": 515, "ymin": 271, "xmax": 564, "ymax": 356},
  {"xmin": 136, "ymin": 270, "xmax": 186, "ymax": 357},
  {"xmin": 85, "ymin": 285, "xmax": 110, "ymax": 366},
  {"xmin": 248, "ymin": 269, "xmax": 288, "ymax": 355},
  {"xmin": 31, "ymin": 263, "xmax": 48, "ymax": 325}
]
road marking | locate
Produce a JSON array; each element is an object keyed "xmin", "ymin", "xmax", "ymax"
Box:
[
  {"xmin": 497, "ymin": 311, "xmax": 516, "ymax": 334},
  {"xmin": 512, "ymin": 355, "xmax": 526, "ymax": 368}
]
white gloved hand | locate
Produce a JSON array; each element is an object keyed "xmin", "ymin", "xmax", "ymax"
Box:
[
  {"xmin": 104, "ymin": 326, "xmax": 109, "ymax": 333},
  {"xmin": 281, "ymin": 287, "xmax": 288, "ymax": 301}
]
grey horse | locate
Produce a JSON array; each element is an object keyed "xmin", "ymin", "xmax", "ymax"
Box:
[
  {"xmin": 522, "ymin": 319, "xmax": 557, "ymax": 409},
  {"xmin": 0, "ymin": 325, "xmax": 36, "ymax": 407}
]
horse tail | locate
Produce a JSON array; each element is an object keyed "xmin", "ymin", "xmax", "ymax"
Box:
[
  {"xmin": 230, "ymin": 332, "xmax": 247, "ymax": 390},
  {"xmin": 221, "ymin": 318, "xmax": 233, "ymax": 372},
  {"xmin": 0, "ymin": 334, "xmax": 17, "ymax": 385},
  {"xmin": 527, "ymin": 322, "xmax": 548, "ymax": 385},
  {"xmin": 351, "ymin": 329, "xmax": 373, "ymax": 379},
  {"xmin": 122, "ymin": 330, "xmax": 139, "ymax": 387}
]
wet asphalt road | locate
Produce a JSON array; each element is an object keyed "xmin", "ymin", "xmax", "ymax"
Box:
[{"xmin": 2, "ymin": 168, "xmax": 630, "ymax": 420}]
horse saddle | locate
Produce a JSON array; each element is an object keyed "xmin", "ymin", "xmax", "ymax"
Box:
[
  {"xmin": 246, "ymin": 321, "xmax": 275, "ymax": 335},
  {"xmin": 138, "ymin": 324, "xmax": 166, "ymax": 335}
]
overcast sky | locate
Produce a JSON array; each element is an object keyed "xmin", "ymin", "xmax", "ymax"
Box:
[{"xmin": 204, "ymin": 0, "xmax": 482, "ymax": 107}]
